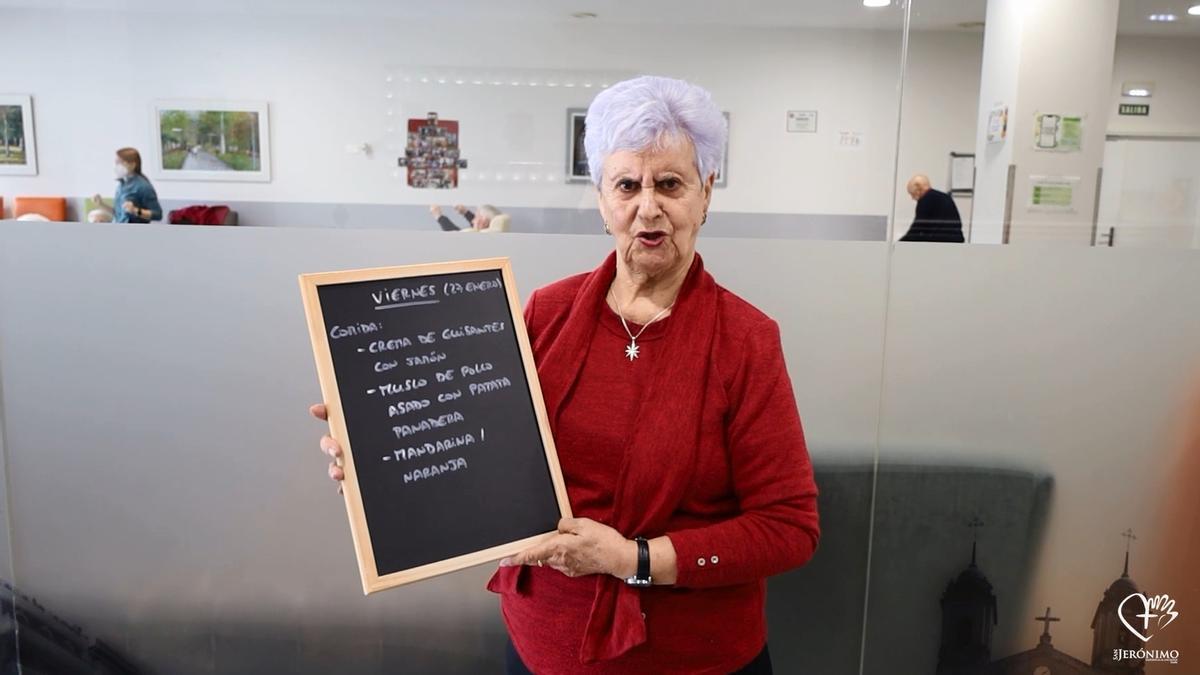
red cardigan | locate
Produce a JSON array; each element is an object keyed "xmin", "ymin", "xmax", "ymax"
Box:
[{"xmin": 498, "ymin": 268, "xmax": 820, "ymax": 674}]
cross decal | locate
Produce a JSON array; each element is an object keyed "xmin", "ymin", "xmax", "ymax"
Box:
[
  {"xmin": 1121, "ymin": 528, "xmax": 1137, "ymax": 553},
  {"xmin": 1035, "ymin": 607, "xmax": 1060, "ymax": 637}
]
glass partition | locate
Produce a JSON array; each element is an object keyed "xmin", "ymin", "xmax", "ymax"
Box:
[{"xmin": 0, "ymin": 1, "xmax": 1197, "ymax": 674}]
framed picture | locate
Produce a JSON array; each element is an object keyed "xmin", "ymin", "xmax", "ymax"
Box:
[
  {"xmin": 714, "ymin": 111, "xmax": 730, "ymax": 188},
  {"xmin": 0, "ymin": 95, "xmax": 38, "ymax": 176},
  {"xmin": 948, "ymin": 152, "xmax": 975, "ymax": 195},
  {"xmin": 565, "ymin": 108, "xmax": 729, "ymax": 187},
  {"xmin": 565, "ymin": 108, "xmax": 589, "ymax": 184},
  {"xmin": 151, "ymin": 100, "xmax": 271, "ymax": 182}
]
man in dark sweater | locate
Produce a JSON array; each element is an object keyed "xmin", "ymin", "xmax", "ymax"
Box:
[{"xmin": 899, "ymin": 174, "xmax": 965, "ymax": 243}]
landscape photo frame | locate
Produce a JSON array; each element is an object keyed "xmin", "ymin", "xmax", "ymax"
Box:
[{"xmin": 151, "ymin": 100, "xmax": 271, "ymax": 182}]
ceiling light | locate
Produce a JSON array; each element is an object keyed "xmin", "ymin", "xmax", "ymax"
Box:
[
  {"xmin": 571, "ymin": 12, "xmax": 598, "ymax": 19},
  {"xmin": 1121, "ymin": 81, "xmax": 1155, "ymax": 97},
  {"xmin": 863, "ymin": 0, "xmax": 890, "ymax": 6},
  {"xmin": 1189, "ymin": 4, "xmax": 1200, "ymax": 15},
  {"xmin": 1147, "ymin": 13, "xmax": 1177, "ymax": 21}
]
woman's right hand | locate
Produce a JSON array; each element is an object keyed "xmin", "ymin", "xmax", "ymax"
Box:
[{"xmin": 310, "ymin": 403, "xmax": 345, "ymax": 492}]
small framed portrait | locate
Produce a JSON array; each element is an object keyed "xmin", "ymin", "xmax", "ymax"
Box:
[{"xmin": 565, "ymin": 108, "xmax": 590, "ymax": 184}]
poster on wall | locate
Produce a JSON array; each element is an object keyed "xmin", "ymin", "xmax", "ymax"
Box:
[
  {"xmin": 1033, "ymin": 112, "xmax": 1083, "ymax": 152},
  {"xmin": 151, "ymin": 100, "xmax": 271, "ymax": 182},
  {"xmin": 787, "ymin": 110, "xmax": 818, "ymax": 133},
  {"xmin": 0, "ymin": 94, "xmax": 38, "ymax": 176},
  {"xmin": 1028, "ymin": 175, "xmax": 1080, "ymax": 212},
  {"xmin": 398, "ymin": 112, "xmax": 468, "ymax": 189},
  {"xmin": 986, "ymin": 105, "xmax": 1008, "ymax": 144}
]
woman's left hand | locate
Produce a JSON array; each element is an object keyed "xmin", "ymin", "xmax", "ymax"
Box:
[
  {"xmin": 502, "ymin": 517, "xmax": 635, "ymax": 579},
  {"xmin": 122, "ymin": 201, "xmax": 137, "ymax": 215}
]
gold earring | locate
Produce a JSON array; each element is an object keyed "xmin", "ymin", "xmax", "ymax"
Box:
[{"xmin": 604, "ymin": 222, "xmax": 611, "ymax": 235}]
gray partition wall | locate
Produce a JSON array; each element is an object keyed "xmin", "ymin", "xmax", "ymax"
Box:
[
  {"xmin": 1, "ymin": 224, "xmax": 1197, "ymax": 674},
  {"xmin": 0, "ymin": 223, "xmax": 889, "ymax": 674}
]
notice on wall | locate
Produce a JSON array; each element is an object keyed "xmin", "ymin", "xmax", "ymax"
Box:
[
  {"xmin": 1033, "ymin": 113, "xmax": 1083, "ymax": 152},
  {"xmin": 299, "ymin": 258, "xmax": 570, "ymax": 593},
  {"xmin": 1028, "ymin": 175, "xmax": 1080, "ymax": 212},
  {"xmin": 838, "ymin": 131, "xmax": 864, "ymax": 149},
  {"xmin": 986, "ymin": 105, "xmax": 1008, "ymax": 144},
  {"xmin": 787, "ymin": 110, "xmax": 818, "ymax": 133}
]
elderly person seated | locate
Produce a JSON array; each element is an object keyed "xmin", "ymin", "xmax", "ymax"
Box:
[
  {"xmin": 314, "ymin": 75, "xmax": 819, "ymax": 674},
  {"xmin": 899, "ymin": 174, "xmax": 964, "ymax": 243},
  {"xmin": 430, "ymin": 203, "xmax": 507, "ymax": 232}
]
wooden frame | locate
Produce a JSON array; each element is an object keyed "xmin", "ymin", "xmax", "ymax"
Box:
[
  {"xmin": 150, "ymin": 99, "xmax": 271, "ymax": 182},
  {"xmin": 298, "ymin": 257, "xmax": 571, "ymax": 593}
]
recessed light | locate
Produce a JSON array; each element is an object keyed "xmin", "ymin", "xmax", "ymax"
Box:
[
  {"xmin": 1189, "ymin": 4, "xmax": 1200, "ymax": 15},
  {"xmin": 1147, "ymin": 13, "xmax": 1177, "ymax": 21},
  {"xmin": 1127, "ymin": 89, "xmax": 1151, "ymax": 97},
  {"xmin": 863, "ymin": 0, "xmax": 890, "ymax": 6}
]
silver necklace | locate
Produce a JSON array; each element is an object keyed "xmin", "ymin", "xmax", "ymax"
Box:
[{"xmin": 609, "ymin": 289, "xmax": 673, "ymax": 361}]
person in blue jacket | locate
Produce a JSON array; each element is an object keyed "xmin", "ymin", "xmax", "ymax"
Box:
[{"xmin": 92, "ymin": 148, "xmax": 162, "ymax": 223}]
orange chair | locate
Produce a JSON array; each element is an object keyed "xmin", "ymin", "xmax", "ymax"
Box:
[
  {"xmin": 0, "ymin": 196, "xmax": 5, "ymax": 219},
  {"xmin": 14, "ymin": 196, "xmax": 68, "ymax": 221}
]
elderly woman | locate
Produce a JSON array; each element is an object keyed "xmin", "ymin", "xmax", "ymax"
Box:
[{"xmin": 313, "ymin": 75, "xmax": 819, "ymax": 674}]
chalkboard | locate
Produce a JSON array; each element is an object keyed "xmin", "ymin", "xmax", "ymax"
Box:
[{"xmin": 299, "ymin": 258, "xmax": 571, "ymax": 593}]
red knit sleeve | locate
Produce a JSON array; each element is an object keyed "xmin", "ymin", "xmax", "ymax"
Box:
[
  {"xmin": 521, "ymin": 289, "xmax": 539, "ymax": 341},
  {"xmin": 667, "ymin": 318, "xmax": 820, "ymax": 588}
]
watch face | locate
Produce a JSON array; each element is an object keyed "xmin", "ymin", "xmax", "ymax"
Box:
[{"xmin": 1033, "ymin": 666, "xmax": 1051, "ymax": 675}]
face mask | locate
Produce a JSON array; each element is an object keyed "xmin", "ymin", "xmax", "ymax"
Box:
[{"xmin": 114, "ymin": 163, "xmax": 130, "ymax": 179}]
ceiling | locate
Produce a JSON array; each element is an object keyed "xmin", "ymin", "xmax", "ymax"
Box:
[{"xmin": 4, "ymin": 0, "xmax": 1200, "ymax": 36}]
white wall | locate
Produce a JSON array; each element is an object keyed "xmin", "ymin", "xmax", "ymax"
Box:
[
  {"xmin": 0, "ymin": 8, "xmax": 908, "ymax": 220},
  {"xmin": 894, "ymin": 30, "xmax": 986, "ymax": 238},
  {"xmin": 1108, "ymin": 35, "xmax": 1200, "ymax": 137},
  {"xmin": 2, "ymin": 7, "xmax": 1196, "ymax": 233}
]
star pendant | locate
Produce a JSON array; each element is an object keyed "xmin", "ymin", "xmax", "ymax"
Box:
[{"xmin": 625, "ymin": 340, "xmax": 640, "ymax": 361}]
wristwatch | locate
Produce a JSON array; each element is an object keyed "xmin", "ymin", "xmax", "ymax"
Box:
[{"xmin": 624, "ymin": 536, "xmax": 652, "ymax": 586}]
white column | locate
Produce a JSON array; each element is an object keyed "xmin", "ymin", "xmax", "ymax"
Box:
[{"xmin": 971, "ymin": 0, "xmax": 1119, "ymax": 244}]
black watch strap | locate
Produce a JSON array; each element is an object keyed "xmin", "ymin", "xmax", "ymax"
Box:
[{"xmin": 625, "ymin": 536, "xmax": 652, "ymax": 586}]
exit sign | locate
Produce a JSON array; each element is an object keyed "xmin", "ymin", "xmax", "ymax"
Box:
[{"xmin": 1119, "ymin": 103, "xmax": 1150, "ymax": 116}]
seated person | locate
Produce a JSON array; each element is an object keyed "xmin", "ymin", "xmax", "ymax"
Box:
[
  {"xmin": 430, "ymin": 204, "xmax": 503, "ymax": 232},
  {"xmin": 899, "ymin": 174, "xmax": 964, "ymax": 243}
]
